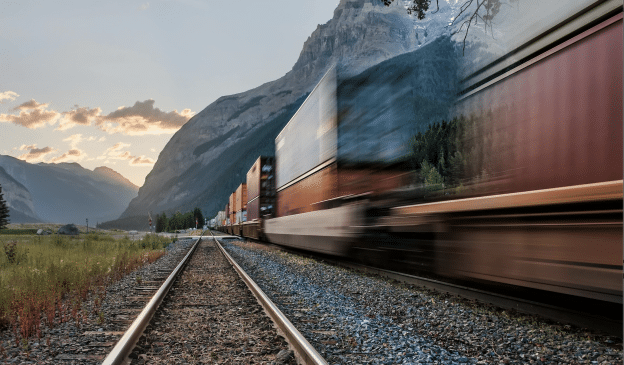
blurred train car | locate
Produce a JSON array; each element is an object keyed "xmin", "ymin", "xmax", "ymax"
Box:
[
  {"xmin": 215, "ymin": 0, "xmax": 623, "ymax": 304},
  {"xmin": 368, "ymin": 0, "xmax": 623, "ymax": 303},
  {"xmin": 263, "ymin": 64, "xmax": 422, "ymax": 255}
]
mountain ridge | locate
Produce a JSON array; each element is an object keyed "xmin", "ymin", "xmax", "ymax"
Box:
[
  {"xmin": 119, "ymin": 0, "xmax": 455, "ymax": 221},
  {"xmin": 114, "ymin": 0, "xmax": 474, "ymax": 227},
  {"xmin": 0, "ymin": 155, "xmax": 138, "ymax": 224}
]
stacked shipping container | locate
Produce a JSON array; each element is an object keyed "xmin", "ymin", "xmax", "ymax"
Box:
[
  {"xmin": 235, "ymin": 183, "xmax": 247, "ymax": 223},
  {"xmin": 274, "ymin": 67, "xmax": 409, "ymax": 217},
  {"xmin": 224, "ymin": 203, "xmax": 230, "ymax": 225},
  {"xmin": 246, "ymin": 156, "xmax": 276, "ymax": 221},
  {"xmin": 229, "ymin": 193, "xmax": 235, "ymax": 228}
]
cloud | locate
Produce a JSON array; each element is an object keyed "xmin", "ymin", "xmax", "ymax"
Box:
[
  {"xmin": 19, "ymin": 144, "xmax": 37, "ymax": 151},
  {"xmin": 96, "ymin": 99, "xmax": 194, "ymax": 135},
  {"xmin": 138, "ymin": 2, "xmax": 149, "ymax": 10},
  {"xmin": 99, "ymin": 141, "xmax": 155, "ymax": 166},
  {"xmin": 49, "ymin": 149, "xmax": 85, "ymax": 163},
  {"xmin": 0, "ymin": 91, "xmax": 19, "ymax": 104},
  {"xmin": 57, "ymin": 106, "xmax": 102, "ymax": 130},
  {"xmin": 0, "ymin": 99, "xmax": 60, "ymax": 129},
  {"xmin": 104, "ymin": 142, "xmax": 131, "ymax": 155},
  {"xmin": 0, "ymin": 96, "xmax": 193, "ymax": 134},
  {"xmin": 18, "ymin": 145, "xmax": 56, "ymax": 162},
  {"xmin": 130, "ymin": 155, "xmax": 155, "ymax": 165}
]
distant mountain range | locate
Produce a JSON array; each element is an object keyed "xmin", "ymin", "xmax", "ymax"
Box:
[{"xmin": 0, "ymin": 155, "xmax": 138, "ymax": 224}]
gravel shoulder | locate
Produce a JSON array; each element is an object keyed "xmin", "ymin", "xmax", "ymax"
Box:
[
  {"xmin": 222, "ymin": 238, "xmax": 622, "ymax": 365},
  {"xmin": 0, "ymin": 238, "xmax": 195, "ymax": 364}
]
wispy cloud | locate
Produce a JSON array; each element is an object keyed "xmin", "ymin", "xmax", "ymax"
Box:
[
  {"xmin": 130, "ymin": 155, "xmax": 155, "ymax": 165},
  {"xmin": 17, "ymin": 144, "xmax": 57, "ymax": 162},
  {"xmin": 0, "ymin": 91, "xmax": 19, "ymax": 104},
  {"xmin": 99, "ymin": 142, "xmax": 155, "ymax": 166},
  {"xmin": 0, "ymin": 100, "xmax": 60, "ymax": 128},
  {"xmin": 104, "ymin": 142, "xmax": 131, "ymax": 154},
  {"xmin": 49, "ymin": 149, "xmax": 85, "ymax": 163},
  {"xmin": 138, "ymin": 2, "xmax": 150, "ymax": 10}
]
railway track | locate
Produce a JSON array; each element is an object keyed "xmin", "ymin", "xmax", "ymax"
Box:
[
  {"xmin": 241, "ymin": 235, "xmax": 622, "ymax": 337},
  {"xmin": 44, "ymin": 237, "xmax": 197, "ymax": 364},
  {"xmin": 99, "ymin": 231, "xmax": 327, "ymax": 365},
  {"xmin": 218, "ymin": 235, "xmax": 622, "ymax": 364}
]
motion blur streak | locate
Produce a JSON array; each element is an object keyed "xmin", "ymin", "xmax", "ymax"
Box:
[{"xmin": 214, "ymin": 1, "xmax": 623, "ymax": 307}]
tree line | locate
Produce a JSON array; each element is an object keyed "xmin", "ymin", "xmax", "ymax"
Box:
[
  {"xmin": 410, "ymin": 117, "xmax": 465, "ymax": 191},
  {"xmin": 155, "ymin": 207, "xmax": 204, "ymax": 233},
  {"xmin": 410, "ymin": 114, "xmax": 501, "ymax": 194},
  {"xmin": 0, "ymin": 184, "xmax": 9, "ymax": 230}
]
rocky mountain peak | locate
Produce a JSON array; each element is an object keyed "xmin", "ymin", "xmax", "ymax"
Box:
[
  {"xmin": 94, "ymin": 166, "xmax": 138, "ymax": 189},
  {"xmin": 118, "ymin": 0, "xmax": 459, "ymax": 222}
]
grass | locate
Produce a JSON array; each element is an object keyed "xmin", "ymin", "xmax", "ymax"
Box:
[{"xmin": 0, "ymin": 230, "xmax": 173, "ymax": 343}]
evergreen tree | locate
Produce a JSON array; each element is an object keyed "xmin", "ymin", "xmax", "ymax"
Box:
[
  {"xmin": 183, "ymin": 212, "xmax": 194, "ymax": 229},
  {"xmin": 193, "ymin": 207, "xmax": 204, "ymax": 228},
  {"xmin": 0, "ymin": 184, "xmax": 10, "ymax": 229},
  {"xmin": 155, "ymin": 213, "xmax": 168, "ymax": 233},
  {"xmin": 168, "ymin": 211, "xmax": 184, "ymax": 232},
  {"xmin": 410, "ymin": 117, "xmax": 465, "ymax": 190}
]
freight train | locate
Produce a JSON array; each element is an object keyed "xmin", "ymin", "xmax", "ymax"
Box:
[{"xmin": 215, "ymin": 0, "xmax": 623, "ymax": 305}]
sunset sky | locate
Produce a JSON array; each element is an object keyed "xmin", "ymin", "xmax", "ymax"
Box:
[{"xmin": 0, "ymin": 0, "xmax": 338, "ymax": 186}]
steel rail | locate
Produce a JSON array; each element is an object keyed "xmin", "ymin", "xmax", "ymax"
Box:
[
  {"xmin": 211, "ymin": 231, "xmax": 328, "ymax": 365},
  {"xmin": 101, "ymin": 235, "xmax": 203, "ymax": 365}
]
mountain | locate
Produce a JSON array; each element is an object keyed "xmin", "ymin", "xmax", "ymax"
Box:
[
  {"xmin": 0, "ymin": 166, "xmax": 42, "ymax": 223},
  {"xmin": 0, "ymin": 155, "xmax": 138, "ymax": 224},
  {"xmin": 118, "ymin": 0, "xmax": 464, "ymax": 225},
  {"xmin": 93, "ymin": 166, "xmax": 137, "ymax": 190}
]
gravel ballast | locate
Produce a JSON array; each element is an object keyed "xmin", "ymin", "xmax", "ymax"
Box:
[
  {"xmin": 128, "ymin": 238, "xmax": 296, "ymax": 364},
  {"xmin": 221, "ymin": 238, "xmax": 622, "ymax": 365}
]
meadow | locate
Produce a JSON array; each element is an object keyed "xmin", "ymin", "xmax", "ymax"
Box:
[{"xmin": 0, "ymin": 229, "xmax": 173, "ymax": 344}]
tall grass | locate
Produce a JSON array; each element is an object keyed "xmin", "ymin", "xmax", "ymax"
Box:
[{"xmin": 0, "ymin": 232, "xmax": 172, "ymax": 343}]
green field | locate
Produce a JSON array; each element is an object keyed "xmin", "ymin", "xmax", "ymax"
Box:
[{"xmin": 0, "ymin": 229, "xmax": 173, "ymax": 343}]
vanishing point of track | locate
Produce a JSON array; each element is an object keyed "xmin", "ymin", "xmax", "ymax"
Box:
[{"xmin": 101, "ymin": 231, "xmax": 327, "ymax": 365}]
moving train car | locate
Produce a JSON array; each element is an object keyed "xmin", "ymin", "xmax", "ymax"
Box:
[{"xmin": 215, "ymin": 0, "xmax": 623, "ymax": 304}]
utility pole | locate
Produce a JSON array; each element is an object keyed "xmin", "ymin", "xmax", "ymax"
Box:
[{"xmin": 86, "ymin": 218, "xmax": 89, "ymax": 233}]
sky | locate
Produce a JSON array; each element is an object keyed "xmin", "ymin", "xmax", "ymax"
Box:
[{"xmin": 0, "ymin": 0, "xmax": 339, "ymax": 186}]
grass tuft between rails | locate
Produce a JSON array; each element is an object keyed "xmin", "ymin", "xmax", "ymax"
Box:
[{"xmin": 0, "ymin": 232, "xmax": 173, "ymax": 344}]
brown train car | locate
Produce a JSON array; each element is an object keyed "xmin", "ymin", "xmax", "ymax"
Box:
[
  {"xmin": 276, "ymin": 163, "xmax": 409, "ymax": 217},
  {"xmin": 228, "ymin": 192, "xmax": 236, "ymax": 234},
  {"xmin": 235, "ymin": 183, "xmax": 247, "ymax": 213},
  {"xmin": 235, "ymin": 183, "xmax": 247, "ymax": 223},
  {"xmin": 390, "ymin": 4, "xmax": 623, "ymax": 303}
]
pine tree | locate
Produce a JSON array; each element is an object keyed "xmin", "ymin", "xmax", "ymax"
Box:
[
  {"xmin": 0, "ymin": 183, "xmax": 10, "ymax": 229},
  {"xmin": 193, "ymin": 207, "xmax": 204, "ymax": 229},
  {"xmin": 155, "ymin": 213, "xmax": 168, "ymax": 233}
]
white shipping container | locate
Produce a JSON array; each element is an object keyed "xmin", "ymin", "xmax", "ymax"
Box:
[{"xmin": 275, "ymin": 66, "xmax": 337, "ymax": 190}]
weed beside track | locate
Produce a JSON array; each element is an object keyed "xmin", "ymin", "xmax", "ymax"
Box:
[{"xmin": 0, "ymin": 231, "xmax": 173, "ymax": 345}]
